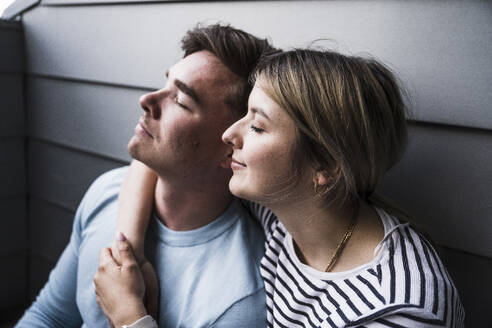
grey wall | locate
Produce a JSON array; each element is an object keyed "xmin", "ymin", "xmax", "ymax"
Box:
[
  {"xmin": 17, "ymin": 0, "xmax": 492, "ymax": 326},
  {"xmin": 0, "ymin": 19, "xmax": 26, "ymax": 311}
]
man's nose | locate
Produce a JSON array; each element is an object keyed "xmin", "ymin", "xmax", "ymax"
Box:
[{"xmin": 139, "ymin": 90, "xmax": 164, "ymax": 120}]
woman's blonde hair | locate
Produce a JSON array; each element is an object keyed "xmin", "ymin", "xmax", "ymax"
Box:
[{"xmin": 252, "ymin": 49, "xmax": 408, "ymax": 208}]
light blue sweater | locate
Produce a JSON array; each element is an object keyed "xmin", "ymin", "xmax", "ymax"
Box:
[{"xmin": 16, "ymin": 167, "xmax": 266, "ymax": 327}]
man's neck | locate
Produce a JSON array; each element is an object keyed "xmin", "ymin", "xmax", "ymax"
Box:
[{"xmin": 153, "ymin": 176, "xmax": 233, "ymax": 231}]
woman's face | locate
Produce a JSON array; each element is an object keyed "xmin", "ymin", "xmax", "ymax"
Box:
[{"xmin": 222, "ymin": 78, "xmax": 310, "ymax": 205}]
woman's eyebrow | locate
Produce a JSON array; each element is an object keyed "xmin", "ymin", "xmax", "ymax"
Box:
[{"xmin": 251, "ymin": 107, "xmax": 270, "ymax": 121}]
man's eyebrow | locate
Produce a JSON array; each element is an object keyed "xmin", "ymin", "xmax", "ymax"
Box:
[
  {"xmin": 251, "ymin": 107, "xmax": 270, "ymax": 120},
  {"xmin": 174, "ymin": 79, "xmax": 201, "ymax": 105},
  {"xmin": 165, "ymin": 70, "xmax": 200, "ymax": 105}
]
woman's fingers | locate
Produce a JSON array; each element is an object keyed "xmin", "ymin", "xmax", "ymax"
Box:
[
  {"xmin": 95, "ymin": 247, "xmax": 117, "ymax": 293},
  {"xmin": 98, "ymin": 247, "xmax": 117, "ymax": 271}
]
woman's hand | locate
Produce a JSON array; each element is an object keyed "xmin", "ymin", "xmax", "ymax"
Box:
[
  {"xmin": 110, "ymin": 240, "xmax": 160, "ymax": 322},
  {"xmin": 94, "ymin": 233, "xmax": 148, "ymax": 327}
]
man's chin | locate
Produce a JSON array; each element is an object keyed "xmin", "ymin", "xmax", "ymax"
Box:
[
  {"xmin": 127, "ymin": 137, "xmax": 142, "ymax": 160},
  {"xmin": 126, "ymin": 141, "xmax": 157, "ymax": 172}
]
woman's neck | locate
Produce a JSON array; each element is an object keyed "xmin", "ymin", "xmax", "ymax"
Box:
[{"xmin": 271, "ymin": 197, "xmax": 384, "ymax": 272}]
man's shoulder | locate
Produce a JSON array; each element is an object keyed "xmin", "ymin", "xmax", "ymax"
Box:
[
  {"xmin": 216, "ymin": 199, "xmax": 265, "ymax": 287},
  {"xmin": 231, "ymin": 199, "xmax": 265, "ymax": 252},
  {"xmin": 75, "ymin": 166, "xmax": 129, "ymax": 229},
  {"xmin": 87, "ymin": 166, "xmax": 129, "ymax": 195}
]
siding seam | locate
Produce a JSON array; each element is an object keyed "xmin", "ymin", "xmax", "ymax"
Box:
[
  {"xmin": 407, "ymin": 120, "xmax": 492, "ymax": 135},
  {"xmin": 30, "ymin": 249, "xmax": 59, "ymax": 264},
  {"xmin": 41, "ymin": 0, "xmax": 202, "ymax": 7},
  {"xmin": 29, "ymin": 194, "xmax": 77, "ymax": 213},
  {"xmin": 0, "ymin": 134, "xmax": 26, "ymax": 140},
  {"xmin": 441, "ymin": 246, "xmax": 492, "ymax": 262},
  {"xmin": 28, "ymin": 72, "xmax": 155, "ymax": 91},
  {"xmin": 0, "ymin": 249, "xmax": 28, "ymax": 258},
  {"xmin": 30, "ymin": 136, "xmax": 130, "ymax": 164},
  {"xmin": 0, "ymin": 195, "xmax": 25, "ymax": 201},
  {"xmin": 0, "ymin": 71, "xmax": 24, "ymax": 75}
]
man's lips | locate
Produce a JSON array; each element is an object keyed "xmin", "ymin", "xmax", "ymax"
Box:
[
  {"xmin": 231, "ymin": 157, "xmax": 246, "ymax": 170},
  {"xmin": 136, "ymin": 118, "xmax": 154, "ymax": 138}
]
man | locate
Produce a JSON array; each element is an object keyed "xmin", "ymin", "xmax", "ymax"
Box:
[{"xmin": 16, "ymin": 24, "xmax": 275, "ymax": 327}]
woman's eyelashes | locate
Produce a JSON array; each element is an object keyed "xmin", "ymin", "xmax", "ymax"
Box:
[
  {"xmin": 245, "ymin": 109, "xmax": 266, "ymax": 133},
  {"xmin": 250, "ymin": 124, "xmax": 265, "ymax": 133}
]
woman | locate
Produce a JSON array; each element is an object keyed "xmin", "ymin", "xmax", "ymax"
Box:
[{"xmin": 95, "ymin": 49, "xmax": 464, "ymax": 327}]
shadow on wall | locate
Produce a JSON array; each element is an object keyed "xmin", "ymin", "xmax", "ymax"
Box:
[{"xmin": 378, "ymin": 122, "xmax": 492, "ymax": 327}]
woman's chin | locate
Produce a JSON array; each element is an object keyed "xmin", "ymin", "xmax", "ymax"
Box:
[
  {"xmin": 228, "ymin": 179, "xmax": 253, "ymax": 201},
  {"xmin": 228, "ymin": 179, "xmax": 243, "ymax": 197}
]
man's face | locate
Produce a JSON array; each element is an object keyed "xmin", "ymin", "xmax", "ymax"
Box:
[{"xmin": 127, "ymin": 50, "xmax": 239, "ymax": 178}]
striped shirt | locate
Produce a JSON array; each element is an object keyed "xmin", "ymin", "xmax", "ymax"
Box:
[{"xmin": 247, "ymin": 202, "xmax": 465, "ymax": 327}]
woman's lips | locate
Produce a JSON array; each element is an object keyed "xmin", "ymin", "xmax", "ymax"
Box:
[{"xmin": 231, "ymin": 158, "xmax": 246, "ymax": 170}]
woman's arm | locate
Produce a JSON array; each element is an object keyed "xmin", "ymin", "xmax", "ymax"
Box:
[
  {"xmin": 117, "ymin": 160, "xmax": 157, "ymax": 261},
  {"xmin": 112, "ymin": 160, "xmax": 159, "ymax": 322}
]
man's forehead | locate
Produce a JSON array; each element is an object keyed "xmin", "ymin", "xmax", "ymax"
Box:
[{"xmin": 168, "ymin": 50, "xmax": 232, "ymax": 84}]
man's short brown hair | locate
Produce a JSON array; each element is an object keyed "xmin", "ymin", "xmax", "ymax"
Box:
[{"xmin": 181, "ymin": 23, "xmax": 277, "ymax": 116}]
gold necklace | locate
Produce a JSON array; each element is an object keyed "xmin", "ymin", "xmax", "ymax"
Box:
[
  {"xmin": 324, "ymin": 201, "xmax": 360, "ymax": 272},
  {"xmin": 293, "ymin": 201, "xmax": 360, "ymax": 272}
]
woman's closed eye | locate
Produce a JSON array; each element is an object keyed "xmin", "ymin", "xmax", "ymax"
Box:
[{"xmin": 250, "ymin": 125, "xmax": 265, "ymax": 133}]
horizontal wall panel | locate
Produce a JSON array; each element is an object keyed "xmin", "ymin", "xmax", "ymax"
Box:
[
  {"xmin": 28, "ymin": 140, "xmax": 124, "ymax": 211},
  {"xmin": 377, "ymin": 123, "xmax": 492, "ymax": 258},
  {"xmin": 27, "ymin": 76, "xmax": 143, "ymax": 160},
  {"xmin": 440, "ymin": 247, "xmax": 492, "ymax": 327},
  {"xmin": 1, "ymin": 0, "xmax": 39, "ymax": 20},
  {"xmin": 28, "ymin": 254, "xmax": 55, "ymax": 301},
  {"xmin": 0, "ymin": 22, "xmax": 23, "ymax": 73},
  {"xmin": 43, "ymin": 0, "xmax": 192, "ymax": 4},
  {"xmin": 0, "ymin": 74, "xmax": 24, "ymax": 138},
  {"xmin": 0, "ymin": 198, "xmax": 26, "ymax": 257},
  {"xmin": 0, "ymin": 19, "xmax": 22, "ymax": 29},
  {"xmin": 29, "ymin": 197, "xmax": 74, "ymax": 262},
  {"xmin": 0, "ymin": 253, "xmax": 27, "ymax": 309},
  {"xmin": 0, "ymin": 138, "xmax": 25, "ymax": 197},
  {"xmin": 23, "ymin": 1, "xmax": 492, "ymax": 129}
]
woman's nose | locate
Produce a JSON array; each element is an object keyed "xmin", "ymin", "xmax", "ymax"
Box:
[{"xmin": 222, "ymin": 120, "xmax": 243, "ymax": 149}]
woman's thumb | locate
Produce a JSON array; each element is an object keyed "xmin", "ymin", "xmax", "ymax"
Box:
[{"xmin": 115, "ymin": 231, "xmax": 137, "ymax": 265}]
